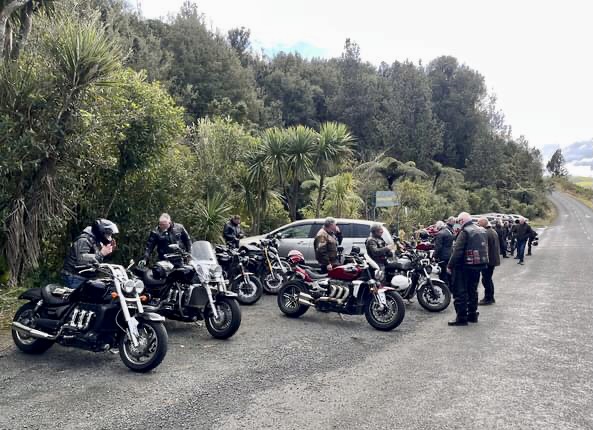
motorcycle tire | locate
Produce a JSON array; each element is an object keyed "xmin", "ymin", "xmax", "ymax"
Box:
[
  {"xmin": 119, "ymin": 320, "xmax": 168, "ymax": 373},
  {"xmin": 261, "ymin": 261, "xmax": 290, "ymax": 295},
  {"xmin": 205, "ymin": 297, "xmax": 242, "ymax": 339},
  {"xmin": 11, "ymin": 302, "xmax": 54, "ymax": 354},
  {"xmin": 231, "ymin": 275, "xmax": 263, "ymax": 305},
  {"xmin": 417, "ymin": 280, "xmax": 451, "ymax": 312},
  {"xmin": 364, "ymin": 290, "xmax": 405, "ymax": 331},
  {"xmin": 277, "ymin": 282, "xmax": 309, "ymax": 318}
]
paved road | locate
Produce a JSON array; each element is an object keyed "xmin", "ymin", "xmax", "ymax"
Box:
[{"xmin": 1, "ymin": 192, "xmax": 592, "ymax": 430}]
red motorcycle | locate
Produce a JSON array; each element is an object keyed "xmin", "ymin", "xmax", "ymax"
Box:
[{"xmin": 277, "ymin": 249, "xmax": 405, "ymax": 331}]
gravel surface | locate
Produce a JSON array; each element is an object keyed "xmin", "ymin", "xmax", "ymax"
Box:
[{"xmin": 1, "ymin": 191, "xmax": 591, "ymax": 430}]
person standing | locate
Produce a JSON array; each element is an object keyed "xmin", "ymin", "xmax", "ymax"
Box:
[
  {"xmin": 514, "ymin": 217, "xmax": 534, "ymax": 265},
  {"xmin": 223, "ymin": 215, "xmax": 245, "ymax": 248},
  {"xmin": 510, "ymin": 219, "xmax": 519, "ymax": 257},
  {"xmin": 139, "ymin": 213, "xmax": 191, "ymax": 267},
  {"xmin": 446, "ymin": 212, "xmax": 489, "ymax": 326},
  {"xmin": 314, "ymin": 217, "xmax": 340, "ymax": 273},
  {"xmin": 478, "ymin": 217, "xmax": 500, "ymax": 305},
  {"xmin": 446, "ymin": 216, "xmax": 457, "ymax": 234},
  {"xmin": 433, "ymin": 220, "xmax": 454, "ymax": 284},
  {"xmin": 527, "ymin": 222, "xmax": 538, "ymax": 256},
  {"xmin": 495, "ymin": 220, "xmax": 509, "ymax": 258},
  {"xmin": 365, "ymin": 223, "xmax": 396, "ymax": 266}
]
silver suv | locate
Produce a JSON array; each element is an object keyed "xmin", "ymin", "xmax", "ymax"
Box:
[{"xmin": 241, "ymin": 218, "xmax": 393, "ymax": 265}]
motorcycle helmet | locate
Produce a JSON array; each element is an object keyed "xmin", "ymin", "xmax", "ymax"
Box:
[
  {"xmin": 287, "ymin": 250, "xmax": 304, "ymax": 264},
  {"xmin": 418, "ymin": 230, "xmax": 429, "ymax": 241},
  {"xmin": 350, "ymin": 246, "xmax": 361, "ymax": 255},
  {"xmin": 91, "ymin": 219, "xmax": 119, "ymax": 245}
]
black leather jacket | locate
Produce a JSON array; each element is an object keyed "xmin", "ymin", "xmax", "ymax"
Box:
[
  {"xmin": 143, "ymin": 223, "xmax": 191, "ymax": 261},
  {"xmin": 63, "ymin": 227, "xmax": 104, "ymax": 274},
  {"xmin": 223, "ymin": 221, "xmax": 244, "ymax": 248},
  {"xmin": 434, "ymin": 228, "xmax": 454, "ymax": 263},
  {"xmin": 448, "ymin": 222, "xmax": 488, "ymax": 270},
  {"xmin": 365, "ymin": 236, "xmax": 391, "ymax": 265}
]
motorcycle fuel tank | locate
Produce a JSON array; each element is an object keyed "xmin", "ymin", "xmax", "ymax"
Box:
[
  {"xmin": 328, "ymin": 264, "xmax": 362, "ymax": 281},
  {"xmin": 391, "ymin": 274, "xmax": 411, "ymax": 291}
]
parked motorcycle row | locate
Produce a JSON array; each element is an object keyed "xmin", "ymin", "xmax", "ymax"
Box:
[{"xmin": 10, "ymin": 234, "xmax": 450, "ymax": 372}]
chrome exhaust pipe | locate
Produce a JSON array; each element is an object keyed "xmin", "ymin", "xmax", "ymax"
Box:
[
  {"xmin": 300, "ymin": 292, "xmax": 315, "ymax": 301},
  {"xmin": 298, "ymin": 298, "xmax": 315, "ymax": 307},
  {"xmin": 12, "ymin": 321, "xmax": 57, "ymax": 340}
]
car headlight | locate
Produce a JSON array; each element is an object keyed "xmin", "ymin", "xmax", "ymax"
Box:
[{"xmin": 122, "ymin": 279, "xmax": 135, "ymax": 294}]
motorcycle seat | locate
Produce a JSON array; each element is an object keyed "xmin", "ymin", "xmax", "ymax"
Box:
[
  {"xmin": 303, "ymin": 267, "xmax": 327, "ymax": 280},
  {"xmin": 41, "ymin": 284, "xmax": 70, "ymax": 306}
]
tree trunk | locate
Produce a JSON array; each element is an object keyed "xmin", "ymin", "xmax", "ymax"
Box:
[
  {"xmin": 315, "ymin": 173, "xmax": 325, "ymax": 218},
  {"xmin": 11, "ymin": 3, "xmax": 33, "ymax": 60},
  {"xmin": 0, "ymin": 0, "xmax": 28, "ymax": 59}
]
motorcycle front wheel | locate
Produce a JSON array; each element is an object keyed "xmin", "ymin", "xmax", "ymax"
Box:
[
  {"xmin": 205, "ymin": 297, "xmax": 242, "ymax": 339},
  {"xmin": 417, "ymin": 280, "xmax": 451, "ymax": 312},
  {"xmin": 231, "ymin": 275, "xmax": 263, "ymax": 305},
  {"xmin": 119, "ymin": 321, "xmax": 168, "ymax": 373},
  {"xmin": 261, "ymin": 261, "xmax": 289, "ymax": 294},
  {"xmin": 364, "ymin": 290, "xmax": 405, "ymax": 331}
]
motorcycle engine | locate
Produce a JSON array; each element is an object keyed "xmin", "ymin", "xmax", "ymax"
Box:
[{"xmin": 390, "ymin": 274, "xmax": 411, "ymax": 291}]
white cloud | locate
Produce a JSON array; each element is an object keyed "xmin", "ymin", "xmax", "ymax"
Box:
[{"xmin": 141, "ymin": 0, "xmax": 593, "ymax": 150}]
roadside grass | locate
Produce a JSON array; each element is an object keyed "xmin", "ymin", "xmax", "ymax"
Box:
[
  {"xmin": 551, "ymin": 178, "xmax": 593, "ymax": 210},
  {"xmin": 530, "ymin": 198, "xmax": 558, "ymax": 228},
  {"xmin": 0, "ymin": 287, "xmax": 26, "ymax": 331}
]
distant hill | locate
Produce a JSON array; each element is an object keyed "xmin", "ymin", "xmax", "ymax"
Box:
[
  {"xmin": 569, "ymin": 176, "xmax": 593, "ymax": 188},
  {"xmin": 543, "ymin": 140, "xmax": 593, "ymax": 177}
]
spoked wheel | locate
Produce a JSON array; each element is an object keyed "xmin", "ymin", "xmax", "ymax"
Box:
[
  {"xmin": 277, "ymin": 282, "xmax": 309, "ymax": 318},
  {"xmin": 119, "ymin": 321, "xmax": 168, "ymax": 373},
  {"xmin": 364, "ymin": 290, "xmax": 405, "ymax": 331},
  {"xmin": 417, "ymin": 280, "xmax": 451, "ymax": 312},
  {"xmin": 262, "ymin": 267, "xmax": 286, "ymax": 294},
  {"xmin": 11, "ymin": 303, "xmax": 54, "ymax": 354},
  {"xmin": 231, "ymin": 276, "xmax": 263, "ymax": 305},
  {"xmin": 205, "ymin": 297, "xmax": 242, "ymax": 339}
]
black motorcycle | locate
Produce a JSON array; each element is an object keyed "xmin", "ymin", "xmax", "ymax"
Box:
[
  {"xmin": 385, "ymin": 242, "xmax": 451, "ymax": 312},
  {"xmin": 134, "ymin": 241, "xmax": 242, "ymax": 339},
  {"xmin": 11, "ymin": 262, "xmax": 168, "ymax": 372},
  {"xmin": 242, "ymin": 237, "xmax": 289, "ymax": 294},
  {"xmin": 215, "ymin": 245, "xmax": 263, "ymax": 305}
]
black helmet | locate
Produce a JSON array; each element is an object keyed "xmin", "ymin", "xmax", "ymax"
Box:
[
  {"xmin": 91, "ymin": 219, "xmax": 119, "ymax": 245},
  {"xmin": 419, "ymin": 230, "xmax": 429, "ymax": 241},
  {"xmin": 350, "ymin": 246, "xmax": 361, "ymax": 255}
]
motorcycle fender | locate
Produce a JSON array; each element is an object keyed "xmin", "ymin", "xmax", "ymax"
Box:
[
  {"xmin": 136, "ymin": 312, "xmax": 165, "ymax": 322},
  {"xmin": 377, "ymin": 286, "xmax": 396, "ymax": 292},
  {"xmin": 218, "ymin": 291, "xmax": 238, "ymax": 299},
  {"xmin": 19, "ymin": 288, "xmax": 42, "ymax": 301},
  {"xmin": 233, "ymin": 273, "xmax": 255, "ymax": 281}
]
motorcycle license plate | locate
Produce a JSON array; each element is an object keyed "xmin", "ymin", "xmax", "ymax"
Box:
[{"xmin": 377, "ymin": 290, "xmax": 387, "ymax": 305}]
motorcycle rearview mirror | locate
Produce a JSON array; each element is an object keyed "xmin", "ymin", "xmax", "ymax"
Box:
[{"xmin": 127, "ymin": 259, "xmax": 135, "ymax": 270}]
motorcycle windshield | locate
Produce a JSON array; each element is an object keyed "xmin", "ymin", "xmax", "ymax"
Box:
[{"xmin": 191, "ymin": 241, "xmax": 218, "ymax": 263}]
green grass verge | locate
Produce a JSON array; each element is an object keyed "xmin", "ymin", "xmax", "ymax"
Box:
[
  {"xmin": 530, "ymin": 197, "xmax": 558, "ymax": 227},
  {"xmin": 0, "ymin": 287, "xmax": 26, "ymax": 331}
]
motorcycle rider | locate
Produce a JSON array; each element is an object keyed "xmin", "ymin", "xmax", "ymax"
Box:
[
  {"xmin": 510, "ymin": 219, "xmax": 519, "ymax": 256},
  {"xmin": 62, "ymin": 219, "xmax": 118, "ymax": 289},
  {"xmin": 446, "ymin": 212, "xmax": 489, "ymax": 326},
  {"xmin": 314, "ymin": 217, "xmax": 342, "ymax": 273},
  {"xmin": 446, "ymin": 216, "xmax": 457, "ymax": 234},
  {"xmin": 138, "ymin": 213, "xmax": 191, "ymax": 268},
  {"xmin": 495, "ymin": 220, "xmax": 509, "ymax": 258},
  {"xmin": 365, "ymin": 223, "xmax": 396, "ymax": 266},
  {"xmin": 527, "ymin": 221, "xmax": 538, "ymax": 256},
  {"xmin": 223, "ymin": 215, "xmax": 245, "ymax": 248},
  {"xmin": 478, "ymin": 217, "xmax": 500, "ymax": 305},
  {"xmin": 433, "ymin": 220, "xmax": 454, "ymax": 284}
]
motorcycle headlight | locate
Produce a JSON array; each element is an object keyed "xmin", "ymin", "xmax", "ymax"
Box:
[
  {"xmin": 210, "ymin": 265, "xmax": 223, "ymax": 279},
  {"xmin": 122, "ymin": 279, "xmax": 135, "ymax": 294},
  {"xmin": 375, "ymin": 269, "xmax": 385, "ymax": 282},
  {"xmin": 195, "ymin": 264, "xmax": 209, "ymax": 283},
  {"xmin": 134, "ymin": 279, "xmax": 144, "ymax": 294}
]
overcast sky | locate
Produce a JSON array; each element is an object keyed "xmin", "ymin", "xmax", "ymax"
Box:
[{"xmin": 141, "ymin": 0, "xmax": 592, "ymax": 154}]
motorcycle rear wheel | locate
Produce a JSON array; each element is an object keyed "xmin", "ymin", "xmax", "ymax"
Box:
[
  {"xmin": 417, "ymin": 280, "xmax": 451, "ymax": 312},
  {"xmin": 119, "ymin": 321, "xmax": 168, "ymax": 373},
  {"xmin": 12, "ymin": 302, "xmax": 54, "ymax": 354},
  {"xmin": 205, "ymin": 297, "xmax": 242, "ymax": 339},
  {"xmin": 231, "ymin": 276, "xmax": 263, "ymax": 305},
  {"xmin": 364, "ymin": 290, "xmax": 405, "ymax": 331},
  {"xmin": 277, "ymin": 282, "xmax": 309, "ymax": 318}
]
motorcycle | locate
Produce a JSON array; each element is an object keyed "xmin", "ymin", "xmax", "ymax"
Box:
[
  {"xmin": 278, "ymin": 249, "xmax": 406, "ymax": 331},
  {"xmin": 243, "ymin": 236, "xmax": 289, "ymax": 294},
  {"xmin": 134, "ymin": 241, "xmax": 242, "ymax": 339},
  {"xmin": 215, "ymin": 245, "xmax": 264, "ymax": 305},
  {"xmin": 385, "ymin": 241, "xmax": 451, "ymax": 312},
  {"xmin": 11, "ymin": 262, "xmax": 168, "ymax": 372}
]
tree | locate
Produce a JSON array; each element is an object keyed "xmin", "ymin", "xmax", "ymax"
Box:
[
  {"xmin": 284, "ymin": 125, "xmax": 317, "ymax": 221},
  {"xmin": 311, "ymin": 122, "xmax": 354, "ymax": 217},
  {"xmin": 546, "ymin": 149, "xmax": 568, "ymax": 177}
]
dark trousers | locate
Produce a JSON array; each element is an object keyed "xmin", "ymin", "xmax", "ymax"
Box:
[
  {"xmin": 527, "ymin": 239, "xmax": 533, "ymax": 255},
  {"xmin": 499, "ymin": 240, "xmax": 507, "ymax": 257},
  {"xmin": 481, "ymin": 265, "xmax": 495, "ymax": 301},
  {"xmin": 61, "ymin": 272, "xmax": 86, "ymax": 289},
  {"xmin": 516, "ymin": 239, "xmax": 527, "ymax": 262},
  {"xmin": 438, "ymin": 261, "xmax": 450, "ymax": 285},
  {"xmin": 510, "ymin": 238, "xmax": 516, "ymax": 255},
  {"xmin": 451, "ymin": 267, "xmax": 481, "ymax": 321}
]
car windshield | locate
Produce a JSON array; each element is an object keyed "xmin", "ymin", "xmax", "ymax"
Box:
[{"xmin": 191, "ymin": 241, "xmax": 217, "ymax": 262}]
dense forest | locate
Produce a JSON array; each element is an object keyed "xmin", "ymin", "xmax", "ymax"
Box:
[{"xmin": 0, "ymin": 0, "xmax": 548, "ymax": 287}]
